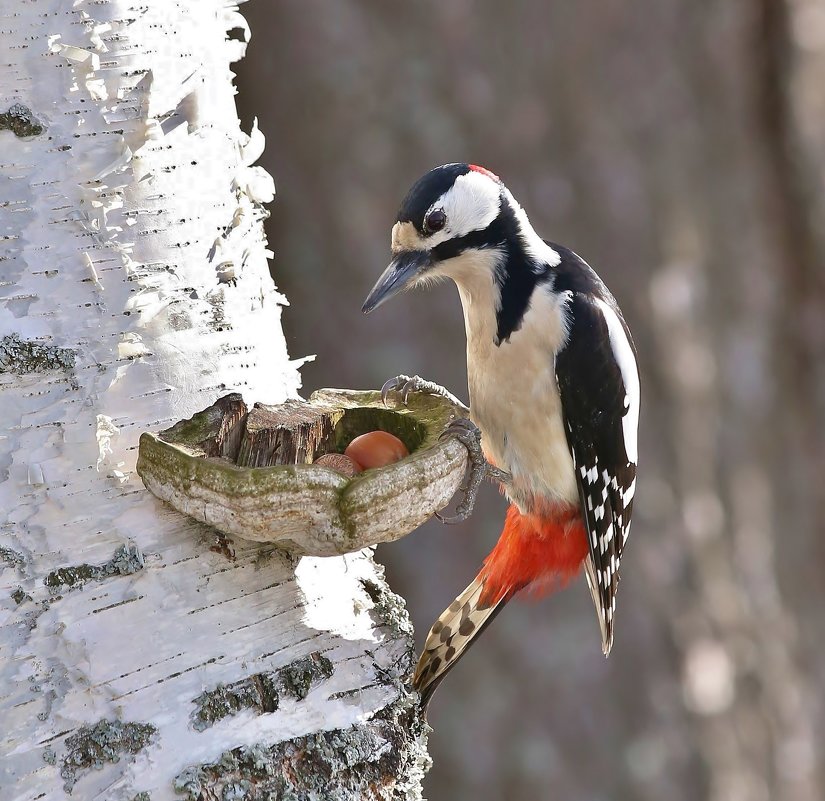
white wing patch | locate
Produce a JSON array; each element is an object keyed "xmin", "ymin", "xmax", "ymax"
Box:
[
  {"xmin": 556, "ymin": 291, "xmax": 640, "ymax": 655},
  {"xmin": 595, "ymin": 298, "xmax": 640, "ymax": 465}
]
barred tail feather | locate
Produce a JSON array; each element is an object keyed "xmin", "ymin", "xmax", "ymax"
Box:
[
  {"xmin": 414, "ymin": 503, "xmax": 591, "ymax": 705},
  {"xmin": 413, "ymin": 577, "xmax": 510, "ymax": 706}
]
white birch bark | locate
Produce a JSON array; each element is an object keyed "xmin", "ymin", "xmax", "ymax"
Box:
[{"xmin": 0, "ymin": 2, "xmax": 428, "ymax": 799}]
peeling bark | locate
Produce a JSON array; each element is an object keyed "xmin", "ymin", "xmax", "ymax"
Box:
[{"xmin": 0, "ymin": 2, "xmax": 428, "ymax": 799}]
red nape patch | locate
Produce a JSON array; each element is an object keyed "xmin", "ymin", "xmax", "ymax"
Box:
[
  {"xmin": 469, "ymin": 164, "xmax": 500, "ymax": 182},
  {"xmin": 477, "ymin": 503, "xmax": 588, "ymax": 606}
]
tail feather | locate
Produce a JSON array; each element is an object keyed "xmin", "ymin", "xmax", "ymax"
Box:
[
  {"xmin": 583, "ymin": 554, "xmax": 613, "ymax": 655},
  {"xmin": 414, "ymin": 502, "xmax": 592, "ymax": 705},
  {"xmin": 413, "ymin": 577, "xmax": 510, "ymax": 706}
]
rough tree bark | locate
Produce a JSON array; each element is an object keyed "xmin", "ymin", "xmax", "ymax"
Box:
[{"xmin": 0, "ymin": 2, "xmax": 428, "ymax": 800}]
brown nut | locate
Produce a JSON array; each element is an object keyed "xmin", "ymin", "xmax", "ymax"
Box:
[
  {"xmin": 344, "ymin": 431, "xmax": 409, "ymax": 470},
  {"xmin": 314, "ymin": 453, "xmax": 363, "ymax": 478}
]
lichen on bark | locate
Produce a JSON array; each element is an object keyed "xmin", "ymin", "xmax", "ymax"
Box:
[
  {"xmin": 61, "ymin": 720, "xmax": 158, "ymax": 793},
  {"xmin": 11, "ymin": 586, "xmax": 31, "ymax": 604},
  {"xmin": 280, "ymin": 652, "xmax": 335, "ymax": 700},
  {"xmin": 192, "ymin": 652, "xmax": 334, "ymax": 730},
  {"xmin": 0, "ymin": 333, "xmax": 75, "ymax": 374},
  {"xmin": 0, "ymin": 545, "xmax": 26, "ymax": 569},
  {"xmin": 0, "ymin": 102, "xmax": 44, "ymax": 137},
  {"xmin": 44, "ymin": 544, "xmax": 144, "ymax": 593},
  {"xmin": 361, "ymin": 577, "xmax": 415, "ymax": 641},
  {"xmin": 175, "ymin": 697, "xmax": 430, "ymax": 801}
]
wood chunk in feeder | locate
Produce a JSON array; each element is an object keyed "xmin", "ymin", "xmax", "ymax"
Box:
[
  {"xmin": 157, "ymin": 393, "xmax": 248, "ymax": 460},
  {"xmin": 236, "ymin": 401, "xmax": 338, "ymax": 467}
]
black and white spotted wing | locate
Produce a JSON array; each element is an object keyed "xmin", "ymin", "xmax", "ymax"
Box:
[{"xmin": 555, "ymin": 287, "xmax": 639, "ymax": 655}]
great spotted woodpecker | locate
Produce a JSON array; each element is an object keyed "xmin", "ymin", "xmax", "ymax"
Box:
[{"xmin": 362, "ymin": 163, "xmax": 640, "ymax": 704}]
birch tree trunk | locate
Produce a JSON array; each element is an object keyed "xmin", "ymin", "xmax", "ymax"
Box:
[{"xmin": 0, "ymin": 2, "xmax": 428, "ymax": 799}]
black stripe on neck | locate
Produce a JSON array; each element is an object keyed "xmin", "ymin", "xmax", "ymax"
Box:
[
  {"xmin": 494, "ymin": 245, "xmax": 549, "ymax": 345},
  {"xmin": 431, "ymin": 200, "xmax": 550, "ymax": 345}
]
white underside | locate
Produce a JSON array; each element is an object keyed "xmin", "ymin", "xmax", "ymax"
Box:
[{"xmin": 439, "ymin": 250, "xmax": 578, "ymax": 511}]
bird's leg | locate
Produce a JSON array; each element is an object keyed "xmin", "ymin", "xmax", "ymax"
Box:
[
  {"xmin": 380, "ymin": 376, "xmax": 505, "ymax": 522},
  {"xmin": 437, "ymin": 418, "xmax": 512, "ymax": 525},
  {"xmin": 381, "ymin": 374, "xmax": 467, "ymax": 410}
]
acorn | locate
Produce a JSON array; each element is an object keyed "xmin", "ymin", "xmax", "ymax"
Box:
[{"xmin": 314, "ymin": 453, "xmax": 363, "ymax": 478}]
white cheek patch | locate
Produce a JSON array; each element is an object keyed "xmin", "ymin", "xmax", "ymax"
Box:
[{"xmin": 426, "ymin": 171, "xmax": 502, "ymax": 246}]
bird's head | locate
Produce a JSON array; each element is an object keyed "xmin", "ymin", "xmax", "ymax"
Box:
[{"xmin": 362, "ymin": 163, "xmax": 520, "ymax": 314}]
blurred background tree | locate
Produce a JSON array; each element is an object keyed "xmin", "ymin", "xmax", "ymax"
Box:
[{"xmin": 237, "ymin": 1, "xmax": 825, "ymax": 799}]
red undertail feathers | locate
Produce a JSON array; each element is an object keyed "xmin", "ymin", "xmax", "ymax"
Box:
[
  {"xmin": 478, "ymin": 502, "xmax": 589, "ymax": 606},
  {"xmin": 413, "ymin": 502, "xmax": 588, "ymax": 705}
]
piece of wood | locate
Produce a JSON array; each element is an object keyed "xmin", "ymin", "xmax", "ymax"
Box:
[
  {"xmin": 236, "ymin": 400, "xmax": 337, "ymax": 467},
  {"xmin": 158, "ymin": 393, "xmax": 249, "ymax": 459}
]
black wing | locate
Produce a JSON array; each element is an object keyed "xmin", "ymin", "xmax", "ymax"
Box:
[{"xmin": 555, "ymin": 286, "xmax": 639, "ymax": 654}]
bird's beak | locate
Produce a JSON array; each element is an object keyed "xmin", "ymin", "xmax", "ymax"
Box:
[{"xmin": 362, "ymin": 250, "xmax": 432, "ymax": 314}]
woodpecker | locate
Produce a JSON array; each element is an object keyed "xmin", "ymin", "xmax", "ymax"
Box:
[{"xmin": 362, "ymin": 163, "xmax": 640, "ymax": 705}]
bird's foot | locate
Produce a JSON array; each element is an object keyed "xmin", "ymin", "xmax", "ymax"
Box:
[
  {"xmin": 437, "ymin": 418, "xmax": 512, "ymax": 524},
  {"xmin": 380, "ymin": 374, "xmax": 466, "ymax": 409}
]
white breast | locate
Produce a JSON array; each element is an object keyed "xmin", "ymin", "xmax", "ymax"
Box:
[{"xmin": 456, "ymin": 276, "xmax": 579, "ymax": 511}]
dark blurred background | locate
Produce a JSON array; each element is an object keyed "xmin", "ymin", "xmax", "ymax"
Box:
[{"xmin": 236, "ymin": 2, "xmax": 825, "ymax": 799}]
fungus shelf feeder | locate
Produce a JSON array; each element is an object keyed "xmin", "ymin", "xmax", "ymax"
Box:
[{"xmin": 136, "ymin": 389, "xmax": 469, "ymax": 556}]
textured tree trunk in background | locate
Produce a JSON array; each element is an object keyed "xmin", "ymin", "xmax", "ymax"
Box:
[
  {"xmin": 236, "ymin": 2, "xmax": 825, "ymax": 800},
  {"xmin": 0, "ymin": 2, "xmax": 427, "ymax": 800}
]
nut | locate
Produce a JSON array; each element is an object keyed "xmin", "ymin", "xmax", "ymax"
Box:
[{"xmin": 314, "ymin": 453, "xmax": 363, "ymax": 478}]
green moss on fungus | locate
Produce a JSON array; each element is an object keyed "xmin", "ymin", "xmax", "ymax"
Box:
[
  {"xmin": 61, "ymin": 720, "xmax": 157, "ymax": 793},
  {"xmin": 174, "ymin": 698, "xmax": 430, "ymax": 801},
  {"xmin": 0, "ymin": 103, "xmax": 44, "ymax": 137},
  {"xmin": 329, "ymin": 406, "xmax": 426, "ymax": 455},
  {"xmin": 157, "ymin": 393, "xmax": 247, "ymax": 457}
]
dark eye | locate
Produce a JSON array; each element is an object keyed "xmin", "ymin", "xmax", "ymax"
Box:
[{"xmin": 424, "ymin": 209, "xmax": 446, "ymax": 234}]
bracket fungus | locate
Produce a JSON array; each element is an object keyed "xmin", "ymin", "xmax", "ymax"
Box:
[{"xmin": 136, "ymin": 389, "xmax": 469, "ymax": 556}]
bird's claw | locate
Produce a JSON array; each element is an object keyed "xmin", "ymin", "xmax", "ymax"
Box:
[
  {"xmin": 380, "ymin": 375, "xmax": 416, "ymax": 406},
  {"xmin": 436, "ymin": 417, "xmax": 512, "ymax": 524},
  {"xmin": 380, "ymin": 379, "xmax": 500, "ymax": 523},
  {"xmin": 380, "ymin": 374, "xmax": 464, "ymax": 408}
]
